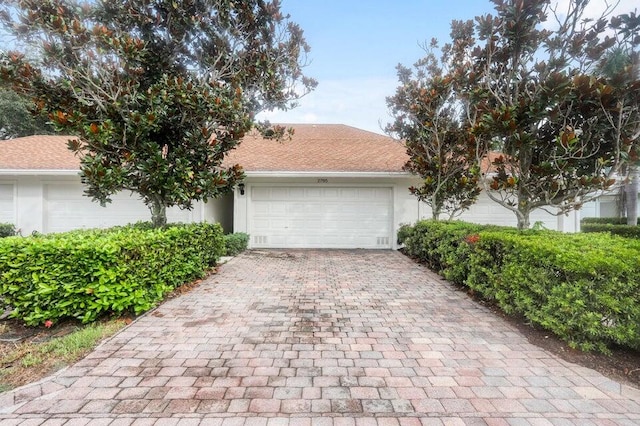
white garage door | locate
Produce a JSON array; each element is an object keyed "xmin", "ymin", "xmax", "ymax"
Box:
[
  {"xmin": 44, "ymin": 183, "xmax": 195, "ymax": 233},
  {"xmin": 0, "ymin": 184, "xmax": 15, "ymax": 224},
  {"xmin": 250, "ymin": 186, "xmax": 393, "ymax": 249}
]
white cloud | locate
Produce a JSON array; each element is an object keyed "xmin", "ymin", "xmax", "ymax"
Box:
[{"xmin": 257, "ymin": 77, "xmax": 398, "ymax": 135}]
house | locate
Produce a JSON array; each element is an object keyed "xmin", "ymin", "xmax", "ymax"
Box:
[
  {"xmin": 0, "ymin": 135, "xmax": 213, "ymax": 234},
  {"xmin": 0, "ymin": 124, "xmax": 579, "ymax": 249},
  {"xmin": 224, "ymin": 124, "xmax": 417, "ymax": 249}
]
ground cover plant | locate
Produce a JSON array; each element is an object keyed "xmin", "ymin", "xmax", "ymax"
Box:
[
  {"xmin": 0, "ymin": 222, "xmax": 224, "ymax": 326},
  {"xmin": 400, "ymin": 220, "xmax": 640, "ymax": 354},
  {"xmin": 0, "ymin": 317, "xmax": 128, "ymax": 392}
]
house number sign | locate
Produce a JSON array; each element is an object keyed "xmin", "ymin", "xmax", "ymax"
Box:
[{"xmin": 317, "ymin": 179, "xmax": 329, "ymax": 184}]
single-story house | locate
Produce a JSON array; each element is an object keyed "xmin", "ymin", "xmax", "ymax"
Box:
[{"xmin": 1, "ymin": 124, "xmax": 582, "ymax": 249}]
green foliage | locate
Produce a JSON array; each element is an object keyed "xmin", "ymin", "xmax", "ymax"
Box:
[
  {"xmin": 581, "ymin": 216, "xmax": 640, "ymax": 237},
  {"xmin": 386, "ymin": 45, "xmax": 481, "ymax": 219},
  {"xmin": 0, "ymin": 223, "xmax": 16, "ymax": 238},
  {"xmin": 0, "ymin": 223, "xmax": 224, "ymax": 326},
  {"xmin": 396, "ymin": 224, "xmax": 414, "ymax": 245},
  {"xmin": 582, "ymin": 217, "xmax": 640, "ymax": 225},
  {"xmin": 0, "ymin": 0, "xmax": 316, "ymax": 227},
  {"xmin": 401, "ymin": 1, "xmax": 640, "ymax": 229},
  {"xmin": 223, "ymin": 232, "xmax": 249, "ymax": 256},
  {"xmin": 581, "ymin": 222, "xmax": 640, "ymax": 238},
  {"xmin": 401, "ymin": 220, "xmax": 640, "ymax": 353},
  {"xmin": 0, "ymin": 88, "xmax": 53, "ymax": 139}
]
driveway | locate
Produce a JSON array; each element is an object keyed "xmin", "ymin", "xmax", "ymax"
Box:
[{"xmin": 1, "ymin": 250, "xmax": 639, "ymax": 425}]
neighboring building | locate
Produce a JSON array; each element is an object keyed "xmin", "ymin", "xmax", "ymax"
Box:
[
  {"xmin": 0, "ymin": 124, "xmax": 579, "ymax": 249},
  {"xmin": 0, "ymin": 135, "xmax": 214, "ymax": 234}
]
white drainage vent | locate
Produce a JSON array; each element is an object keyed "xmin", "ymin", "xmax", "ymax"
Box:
[
  {"xmin": 377, "ymin": 236, "xmax": 390, "ymax": 246},
  {"xmin": 254, "ymin": 235, "xmax": 268, "ymax": 245}
]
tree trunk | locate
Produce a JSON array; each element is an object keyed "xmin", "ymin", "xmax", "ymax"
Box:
[
  {"xmin": 517, "ymin": 189, "xmax": 530, "ymax": 230},
  {"xmin": 626, "ymin": 165, "xmax": 639, "ymax": 226},
  {"xmin": 150, "ymin": 196, "xmax": 167, "ymax": 228},
  {"xmin": 516, "ymin": 210, "xmax": 530, "ymax": 230},
  {"xmin": 431, "ymin": 194, "xmax": 440, "ymax": 221}
]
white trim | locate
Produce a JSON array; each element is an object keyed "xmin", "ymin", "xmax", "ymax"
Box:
[
  {"xmin": 248, "ymin": 182, "xmax": 399, "ymax": 189},
  {"xmin": 0, "ymin": 169, "xmax": 412, "ymax": 178},
  {"xmin": 0, "ymin": 169, "xmax": 79, "ymax": 176},
  {"xmin": 245, "ymin": 171, "xmax": 411, "ymax": 179}
]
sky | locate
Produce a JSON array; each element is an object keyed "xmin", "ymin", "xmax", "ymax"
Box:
[{"xmin": 258, "ymin": 0, "xmax": 638, "ymax": 135}]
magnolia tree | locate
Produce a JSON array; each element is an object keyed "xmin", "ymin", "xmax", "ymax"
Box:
[
  {"xmin": 396, "ymin": 0, "xmax": 640, "ymax": 230},
  {"xmin": 0, "ymin": 0, "xmax": 316, "ymax": 227},
  {"xmin": 596, "ymin": 28, "xmax": 640, "ymax": 226},
  {"xmin": 0, "ymin": 88, "xmax": 53, "ymax": 138},
  {"xmin": 459, "ymin": 0, "xmax": 640, "ymax": 229},
  {"xmin": 386, "ymin": 43, "xmax": 482, "ymax": 220}
]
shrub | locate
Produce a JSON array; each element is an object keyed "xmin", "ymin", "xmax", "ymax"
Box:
[
  {"xmin": 400, "ymin": 220, "xmax": 640, "ymax": 353},
  {"xmin": 0, "ymin": 223, "xmax": 16, "ymax": 238},
  {"xmin": 581, "ymin": 217, "xmax": 639, "ymax": 225},
  {"xmin": 0, "ymin": 222, "xmax": 224, "ymax": 326},
  {"xmin": 223, "ymin": 232, "xmax": 249, "ymax": 256},
  {"xmin": 581, "ymin": 216, "xmax": 640, "ymax": 237},
  {"xmin": 581, "ymin": 221, "xmax": 640, "ymax": 238},
  {"xmin": 396, "ymin": 224, "xmax": 414, "ymax": 245}
]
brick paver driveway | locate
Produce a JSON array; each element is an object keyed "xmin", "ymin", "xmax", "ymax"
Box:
[{"xmin": 1, "ymin": 250, "xmax": 639, "ymax": 425}]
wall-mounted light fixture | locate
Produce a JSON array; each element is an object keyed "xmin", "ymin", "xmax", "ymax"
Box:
[{"xmin": 238, "ymin": 183, "xmax": 245, "ymax": 195}]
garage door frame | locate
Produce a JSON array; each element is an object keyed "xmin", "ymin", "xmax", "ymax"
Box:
[{"xmin": 245, "ymin": 183, "xmax": 395, "ymax": 249}]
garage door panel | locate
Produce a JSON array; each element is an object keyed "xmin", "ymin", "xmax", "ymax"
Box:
[
  {"xmin": 323, "ymin": 188, "xmax": 339, "ymax": 198},
  {"xmin": 250, "ymin": 186, "xmax": 392, "ymax": 249},
  {"xmin": 304, "ymin": 188, "xmax": 322, "ymax": 198}
]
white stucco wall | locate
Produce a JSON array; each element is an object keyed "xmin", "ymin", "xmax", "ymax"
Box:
[
  {"xmin": 233, "ymin": 173, "xmax": 584, "ymax": 250},
  {"xmin": 2, "ymin": 170, "xmax": 589, "ymax": 239},
  {"xmin": 0, "ymin": 174, "xmax": 216, "ymax": 235},
  {"xmin": 414, "ymin": 192, "xmax": 580, "ymax": 232}
]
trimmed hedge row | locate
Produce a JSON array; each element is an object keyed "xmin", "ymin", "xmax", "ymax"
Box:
[
  {"xmin": 581, "ymin": 222, "xmax": 640, "ymax": 238},
  {"xmin": 581, "ymin": 217, "xmax": 640, "ymax": 238},
  {"xmin": 0, "ymin": 222, "xmax": 224, "ymax": 326},
  {"xmin": 582, "ymin": 217, "xmax": 640, "ymax": 225},
  {"xmin": 400, "ymin": 220, "xmax": 640, "ymax": 352}
]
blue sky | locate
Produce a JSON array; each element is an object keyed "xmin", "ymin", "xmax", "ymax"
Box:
[{"xmin": 258, "ymin": 0, "xmax": 637, "ymax": 134}]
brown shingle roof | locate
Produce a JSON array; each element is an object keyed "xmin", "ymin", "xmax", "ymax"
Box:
[
  {"xmin": 0, "ymin": 135, "xmax": 79, "ymax": 170},
  {"xmin": 225, "ymin": 124, "xmax": 408, "ymax": 173},
  {"xmin": 0, "ymin": 125, "xmax": 409, "ymax": 173}
]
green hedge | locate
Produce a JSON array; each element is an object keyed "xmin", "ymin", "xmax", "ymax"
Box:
[
  {"xmin": 0, "ymin": 223, "xmax": 16, "ymax": 238},
  {"xmin": 402, "ymin": 220, "xmax": 640, "ymax": 352},
  {"xmin": 581, "ymin": 217, "xmax": 639, "ymax": 225},
  {"xmin": 581, "ymin": 222, "xmax": 640, "ymax": 238},
  {"xmin": 580, "ymin": 217, "xmax": 640, "ymax": 238},
  {"xmin": 0, "ymin": 222, "xmax": 224, "ymax": 326},
  {"xmin": 224, "ymin": 232, "xmax": 249, "ymax": 256}
]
